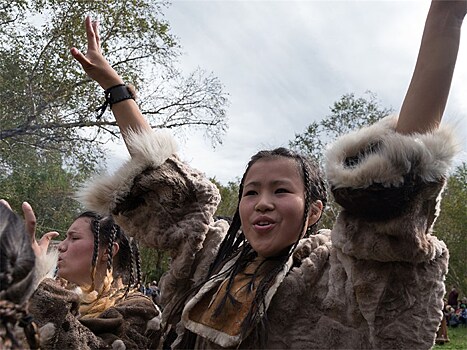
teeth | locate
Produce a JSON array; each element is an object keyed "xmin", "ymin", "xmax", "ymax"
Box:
[{"xmin": 258, "ymin": 222, "xmax": 270, "ymax": 226}]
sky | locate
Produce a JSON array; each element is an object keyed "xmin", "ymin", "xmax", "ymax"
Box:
[{"xmin": 107, "ymin": 0, "xmax": 467, "ymax": 184}]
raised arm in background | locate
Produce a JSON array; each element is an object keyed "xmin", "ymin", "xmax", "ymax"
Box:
[
  {"xmin": 397, "ymin": 0, "xmax": 467, "ymax": 134},
  {"xmin": 70, "ymin": 16, "xmax": 152, "ymax": 154}
]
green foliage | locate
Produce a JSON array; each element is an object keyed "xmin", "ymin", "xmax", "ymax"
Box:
[
  {"xmin": 289, "ymin": 91, "xmax": 392, "ymax": 162},
  {"xmin": 290, "ymin": 91, "xmax": 392, "ymax": 229},
  {"xmin": 0, "ymin": 0, "xmax": 228, "ymax": 245},
  {"xmin": 435, "ymin": 163, "xmax": 467, "ymax": 296},
  {"xmin": 211, "ymin": 177, "xmax": 240, "ymax": 219},
  {"xmin": 138, "ymin": 245, "xmax": 171, "ymax": 284},
  {"xmin": 433, "ymin": 326, "xmax": 467, "ymax": 349},
  {"xmin": 0, "ymin": 148, "xmax": 83, "ymax": 235},
  {"xmin": 0, "ymin": 0, "xmax": 228, "ymax": 166}
]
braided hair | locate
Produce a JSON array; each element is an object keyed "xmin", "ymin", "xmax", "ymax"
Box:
[
  {"xmin": 76, "ymin": 212, "xmax": 142, "ymax": 295},
  {"xmin": 207, "ymin": 147, "xmax": 327, "ymax": 344},
  {"xmin": 0, "ymin": 203, "xmax": 39, "ymax": 349},
  {"xmin": 178, "ymin": 148, "xmax": 327, "ymax": 348}
]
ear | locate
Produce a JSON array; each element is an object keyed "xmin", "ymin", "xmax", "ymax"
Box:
[
  {"xmin": 101, "ymin": 242, "xmax": 120, "ymax": 262},
  {"xmin": 112, "ymin": 242, "xmax": 120, "ymax": 258},
  {"xmin": 307, "ymin": 200, "xmax": 323, "ymax": 227}
]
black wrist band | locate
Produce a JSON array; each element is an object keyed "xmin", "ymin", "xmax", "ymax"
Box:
[
  {"xmin": 95, "ymin": 84, "xmax": 135, "ymax": 119},
  {"xmin": 106, "ymin": 84, "xmax": 134, "ymax": 107}
]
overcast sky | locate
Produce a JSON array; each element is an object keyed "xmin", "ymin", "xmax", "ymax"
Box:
[{"xmin": 108, "ymin": 0, "xmax": 467, "ymax": 184}]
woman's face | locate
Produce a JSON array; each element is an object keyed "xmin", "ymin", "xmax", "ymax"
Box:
[
  {"xmin": 239, "ymin": 157, "xmax": 311, "ymax": 258},
  {"xmin": 57, "ymin": 217, "xmax": 96, "ymax": 286}
]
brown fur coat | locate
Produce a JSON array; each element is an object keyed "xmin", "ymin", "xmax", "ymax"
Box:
[
  {"xmin": 78, "ymin": 116, "xmax": 457, "ymax": 349},
  {"xmin": 29, "ymin": 278, "xmax": 161, "ymax": 349}
]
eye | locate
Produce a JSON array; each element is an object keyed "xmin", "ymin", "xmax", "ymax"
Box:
[
  {"xmin": 243, "ymin": 190, "xmax": 257, "ymax": 196},
  {"xmin": 275, "ymin": 188, "xmax": 290, "ymax": 194}
]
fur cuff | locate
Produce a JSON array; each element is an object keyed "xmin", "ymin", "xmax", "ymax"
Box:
[
  {"xmin": 33, "ymin": 249, "xmax": 58, "ymax": 291},
  {"xmin": 325, "ymin": 116, "xmax": 458, "ymax": 190},
  {"xmin": 76, "ymin": 129, "xmax": 178, "ymax": 214}
]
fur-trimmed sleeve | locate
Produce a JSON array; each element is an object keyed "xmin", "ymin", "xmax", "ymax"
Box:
[
  {"xmin": 322, "ymin": 116, "xmax": 458, "ymax": 349},
  {"xmin": 325, "ymin": 115, "xmax": 458, "ymax": 263},
  {"xmin": 76, "ymin": 129, "xmax": 222, "ymax": 280}
]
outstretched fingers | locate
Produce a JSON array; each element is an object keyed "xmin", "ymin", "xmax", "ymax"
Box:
[
  {"xmin": 85, "ymin": 15, "xmax": 100, "ymax": 52},
  {"xmin": 37, "ymin": 231, "xmax": 60, "ymax": 255},
  {"xmin": 70, "ymin": 16, "xmax": 101, "ymax": 70},
  {"xmin": 92, "ymin": 18, "xmax": 101, "ymax": 50},
  {"xmin": 21, "ymin": 201, "xmax": 59, "ymax": 257},
  {"xmin": 22, "ymin": 201, "xmax": 37, "ymax": 239},
  {"xmin": 0, "ymin": 198, "xmax": 12, "ymax": 210}
]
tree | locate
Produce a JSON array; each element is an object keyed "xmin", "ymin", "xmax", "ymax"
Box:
[
  {"xmin": 289, "ymin": 91, "xmax": 392, "ymax": 229},
  {"xmin": 139, "ymin": 246, "xmax": 171, "ymax": 285},
  {"xmin": 211, "ymin": 177, "xmax": 240, "ymax": 220},
  {"xmin": 1, "ymin": 0, "xmax": 228, "ymax": 164},
  {"xmin": 290, "ymin": 93, "xmax": 466, "ymax": 297},
  {"xmin": 0, "ymin": 0, "xmax": 228, "ymax": 236},
  {"xmin": 290, "ymin": 91, "xmax": 392, "ymax": 163},
  {"xmin": 0, "ymin": 149, "xmax": 84, "ymax": 233},
  {"xmin": 434, "ymin": 163, "xmax": 467, "ymax": 296}
]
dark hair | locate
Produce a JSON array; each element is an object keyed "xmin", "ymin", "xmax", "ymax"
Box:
[
  {"xmin": 210, "ymin": 148, "xmax": 327, "ymax": 343},
  {"xmin": 0, "ymin": 203, "xmax": 39, "ymax": 349},
  {"xmin": 210, "ymin": 148, "xmax": 327, "ymax": 273},
  {"xmin": 76, "ymin": 212, "xmax": 142, "ymax": 296},
  {"xmin": 178, "ymin": 148, "xmax": 327, "ymax": 348}
]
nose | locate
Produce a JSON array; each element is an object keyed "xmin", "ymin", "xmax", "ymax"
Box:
[
  {"xmin": 254, "ymin": 193, "xmax": 274, "ymax": 212},
  {"xmin": 57, "ymin": 240, "xmax": 66, "ymax": 252}
]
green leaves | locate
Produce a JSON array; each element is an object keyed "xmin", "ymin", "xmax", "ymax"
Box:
[
  {"xmin": 0, "ymin": 0, "xmax": 228, "ymax": 247},
  {"xmin": 289, "ymin": 91, "xmax": 392, "ymax": 163},
  {"xmin": 435, "ymin": 163, "xmax": 467, "ymax": 296},
  {"xmin": 289, "ymin": 92, "xmax": 392, "ymax": 229}
]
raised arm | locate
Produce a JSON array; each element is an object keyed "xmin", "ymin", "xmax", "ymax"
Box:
[
  {"xmin": 397, "ymin": 0, "xmax": 467, "ymax": 134},
  {"xmin": 70, "ymin": 16, "xmax": 152, "ymax": 152}
]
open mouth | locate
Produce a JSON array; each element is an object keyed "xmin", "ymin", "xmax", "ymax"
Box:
[{"xmin": 257, "ymin": 221, "xmax": 271, "ymax": 226}]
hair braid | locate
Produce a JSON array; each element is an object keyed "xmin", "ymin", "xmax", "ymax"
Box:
[
  {"xmin": 90, "ymin": 217, "xmax": 100, "ymax": 292},
  {"xmin": 127, "ymin": 237, "xmax": 135, "ymax": 287},
  {"xmin": 299, "ymin": 157, "xmax": 315, "ymax": 236},
  {"xmin": 106, "ymin": 225, "xmax": 117, "ymax": 273},
  {"xmin": 131, "ymin": 239, "xmax": 143, "ymax": 289},
  {"xmin": 211, "ymin": 148, "xmax": 327, "ymax": 343}
]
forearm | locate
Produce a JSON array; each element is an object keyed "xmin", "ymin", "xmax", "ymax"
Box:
[
  {"xmin": 110, "ymin": 98, "xmax": 152, "ymax": 142},
  {"xmin": 397, "ymin": 1, "xmax": 465, "ymax": 134},
  {"xmin": 99, "ymin": 78, "xmax": 152, "ymax": 153},
  {"xmin": 70, "ymin": 17, "xmax": 152, "ymax": 155}
]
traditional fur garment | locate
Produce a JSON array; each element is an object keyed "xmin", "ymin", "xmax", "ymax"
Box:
[
  {"xmin": 0, "ymin": 203, "xmax": 58, "ymax": 349},
  {"xmin": 29, "ymin": 278, "xmax": 161, "ymax": 349},
  {"xmin": 78, "ymin": 116, "xmax": 456, "ymax": 349}
]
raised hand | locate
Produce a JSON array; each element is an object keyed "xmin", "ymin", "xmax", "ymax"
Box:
[
  {"xmin": 70, "ymin": 16, "xmax": 123, "ymax": 90},
  {"xmin": 0, "ymin": 199, "xmax": 59, "ymax": 257},
  {"xmin": 21, "ymin": 202, "xmax": 59, "ymax": 257},
  {"xmin": 70, "ymin": 16, "xmax": 155, "ymax": 145},
  {"xmin": 397, "ymin": 0, "xmax": 466, "ymax": 134}
]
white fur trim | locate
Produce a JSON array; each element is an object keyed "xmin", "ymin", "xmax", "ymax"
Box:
[
  {"xmin": 38, "ymin": 322, "xmax": 56, "ymax": 345},
  {"xmin": 75, "ymin": 129, "xmax": 178, "ymax": 214},
  {"xmin": 325, "ymin": 116, "xmax": 458, "ymax": 189},
  {"xmin": 147, "ymin": 316, "xmax": 162, "ymax": 331},
  {"xmin": 33, "ymin": 249, "xmax": 58, "ymax": 290},
  {"xmin": 181, "ymin": 254, "xmax": 293, "ymax": 347},
  {"xmin": 111, "ymin": 339, "xmax": 126, "ymax": 350}
]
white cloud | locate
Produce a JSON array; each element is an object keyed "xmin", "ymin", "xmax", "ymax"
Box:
[{"xmin": 108, "ymin": 0, "xmax": 467, "ymax": 183}]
